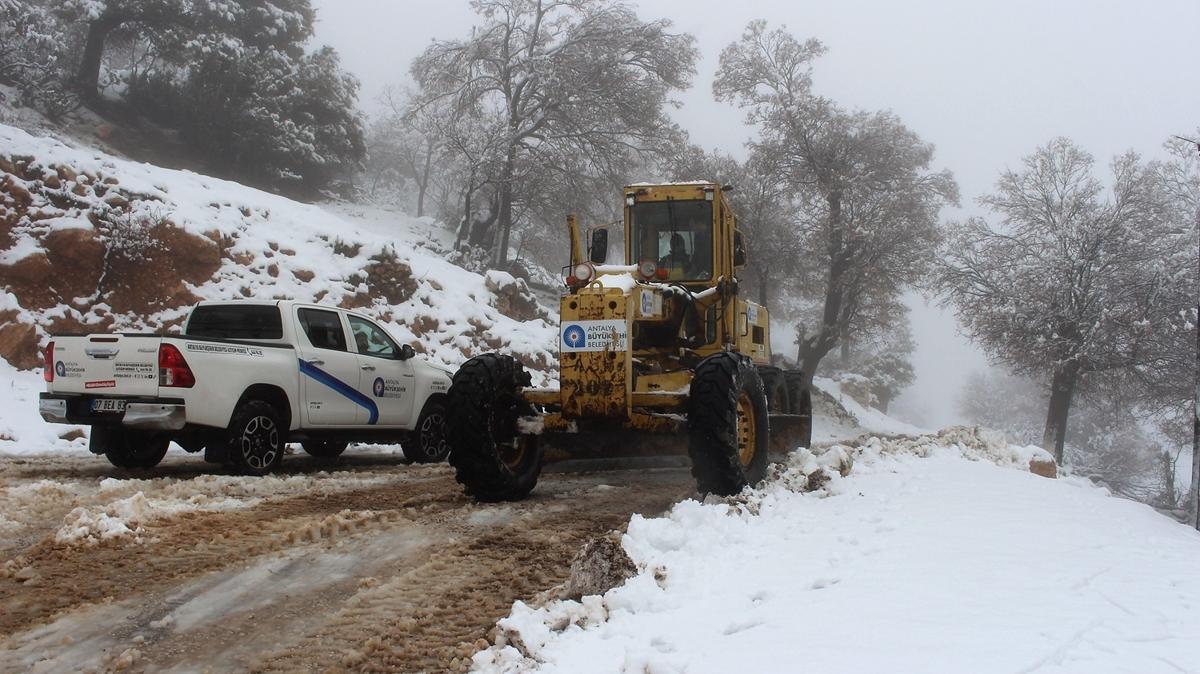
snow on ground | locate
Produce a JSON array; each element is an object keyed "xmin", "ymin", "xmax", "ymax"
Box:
[
  {"xmin": 0, "ymin": 124, "xmax": 559, "ymax": 370},
  {"xmin": 813, "ymin": 375, "xmax": 928, "ymax": 440},
  {"xmin": 0, "ymin": 358, "xmax": 89, "ymax": 456},
  {"xmin": 473, "ymin": 434, "xmax": 1200, "ymax": 674},
  {"xmin": 0, "ymin": 467, "xmax": 394, "ymax": 549}
]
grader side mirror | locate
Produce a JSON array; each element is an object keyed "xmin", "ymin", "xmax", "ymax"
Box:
[
  {"xmin": 589, "ymin": 228, "xmax": 608, "ymax": 264},
  {"xmin": 733, "ymin": 230, "xmax": 747, "ymax": 267}
]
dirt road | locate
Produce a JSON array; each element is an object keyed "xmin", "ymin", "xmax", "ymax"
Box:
[{"xmin": 0, "ymin": 450, "xmax": 693, "ymax": 673}]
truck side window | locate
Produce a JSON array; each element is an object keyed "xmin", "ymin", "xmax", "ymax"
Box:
[
  {"xmin": 298, "ymin": 308, "xmax": 347, "ymax": 351},
  {"xmin": 348, "ymin": 316, "xmax": 399, "ymax": 359}
]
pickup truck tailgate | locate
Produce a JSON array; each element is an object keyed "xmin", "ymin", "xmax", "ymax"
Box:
[{"xmin": 50, "ymin": 335, "xmax": 161, "ymax": 397}]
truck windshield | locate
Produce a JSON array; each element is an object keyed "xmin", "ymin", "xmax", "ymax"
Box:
[
  {"xmin": 186, "ymin": 304, "xmax": 283, "ymax": 340},
  {"xmin": 630, "ymin": 199, "xmax": 713, "ymax": 281}
]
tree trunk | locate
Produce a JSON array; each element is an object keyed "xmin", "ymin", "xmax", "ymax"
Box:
[
  {"xmin": 76, "ymin": 16, "xmax": 120, "ymax": 98},
  {"xmin": 797, "ymin": 190, "xmax": 848, "ymax": 389},
  {"xmin": 416, "ymin": 139, "xmax": 434, "ymax": 218},
  {"xmin": 1041, "ymin": 364, "xmax": 1079, "ymax": 466},
  {"xmin": 1192, "ymin": 300, "xmax": 1199, "ymax": 530},
  {"xmin": 454, "ymin": 181, "xmax": 473, "ymax": 252},
  {"xmin": 1191, "ymin": 395, "xmax": 1198, "ymax": 530},
  {"xmin": 495, "ymin": 146, "xmax": 516, "ymax": 267}
]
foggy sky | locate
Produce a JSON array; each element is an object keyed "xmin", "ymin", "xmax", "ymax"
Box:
[{"xmin": 310, "ymin": 0, "xmax": 1200, "ymax": 428}]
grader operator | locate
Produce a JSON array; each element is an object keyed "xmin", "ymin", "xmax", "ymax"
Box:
[{"xmin": 445, "ymin": 182, "xmax": 813, "ymax": 502}]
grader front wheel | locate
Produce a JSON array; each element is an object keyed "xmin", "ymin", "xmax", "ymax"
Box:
[
  {"xmin": 446, "ymin": 353, "xmax": 543, "ymax": 502},
  {"xmin": 687, "ymin": 353, "xmax": 770, "ymax": 496}
]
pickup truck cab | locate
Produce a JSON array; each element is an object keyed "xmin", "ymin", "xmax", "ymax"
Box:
[{"xmin": 39, "ymin": 300, "xmax": 453, "ymax": 475}]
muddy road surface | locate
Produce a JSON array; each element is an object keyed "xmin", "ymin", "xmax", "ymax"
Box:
[{"xmin": 0, "ymin": 450, "xmax": 694, "ymax": 672}]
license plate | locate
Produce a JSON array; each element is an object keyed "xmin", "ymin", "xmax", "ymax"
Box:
[{"xmin": 91, "ymin": 399, "xmax": 127, "ymax": 413}]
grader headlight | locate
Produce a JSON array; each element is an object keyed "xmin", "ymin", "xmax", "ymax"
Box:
[
  {"xmin": 567, "ymin": 262, "xmax": 595, "ymax": 288},
  {"xmin": 637, "ymin": 259, "xmax": 657, "ymax": 280}
]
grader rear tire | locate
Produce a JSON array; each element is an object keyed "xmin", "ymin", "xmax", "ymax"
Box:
[
  {"xmin": 784, "ymin": 370, "xmax": 814, "ymax": 449},
  {"xmin": 758, "ymin": 367, "xmax": 789, "ymax": 413},
  {"xmin": 687, "ymin": 353, "xmax": 770, "ymax": 496},
  {"xmin": 446, "ymin": 354, "xmax": 543, "ymax": 502}
]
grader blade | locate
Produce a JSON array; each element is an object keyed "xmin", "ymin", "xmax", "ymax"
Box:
[{"xmin": 768, "ymin": 413, "xmax": 813, "ymax": 454}]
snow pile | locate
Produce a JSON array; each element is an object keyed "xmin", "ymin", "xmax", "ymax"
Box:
[
  {"xmin": 54, "ymin": 490, "xmax": 247, "ymax": 545},
  {"xmin": 837, "ymin": 426, "xmax": 1054, "ymax": 472},
  {"xmin": 472, "ymin": 438, "xmax": 1200, "ymax": 674},
  {"xmin": 813, "ymin": 375, "xmax": 926, "ymax": 439},
  {"xmin": 0, "ymin": 358, "xmax": 89, "ymax": 456},
  {"xmin": 43, "ymin": 470, "xmax": 393, "ymax": 542}
]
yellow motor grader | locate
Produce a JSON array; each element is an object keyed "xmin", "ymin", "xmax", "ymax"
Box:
[{"xmin": 445, "ymin": 182, "xmax": 812, "ymax": 501}]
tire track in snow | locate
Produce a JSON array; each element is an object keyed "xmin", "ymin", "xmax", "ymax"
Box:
[{"xmin": 0, "ymin": 455, "xmax": 692, "ymax": 673}]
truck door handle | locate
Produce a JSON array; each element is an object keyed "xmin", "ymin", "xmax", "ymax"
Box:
[
  {"xmin": 361, "ymin": 365, "xmax": 376, "ymax": 371},
  {"xmin": 310, "ymin": 359, "xmax": 325, "ymax": 366}
]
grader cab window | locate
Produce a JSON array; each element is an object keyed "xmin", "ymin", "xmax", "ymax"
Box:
[{"xmin": 630, "ymin": 200, "xmax": 713, "ymax": 281}]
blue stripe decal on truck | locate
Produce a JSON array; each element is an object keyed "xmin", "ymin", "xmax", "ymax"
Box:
[{"xmin": 298, "ymin": 358, "xmax": 379, "ymax": 424}]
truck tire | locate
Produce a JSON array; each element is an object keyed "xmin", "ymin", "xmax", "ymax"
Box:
[
  {"xmin": 758, "ymin": 366, "xmax": 789, "ymax": 413},
  {"xmin": 93, "ymin": 426, "xmax": 170, "ymax": 469},
  {"xmin": 784, "ymin": 370, "xmax": 814, "ymax": 448},
  {"xmin": 228, "ymin": 399, "xmax": 285, "ymax": 476},
  {"xmin": 409, "ymin": 397, "xmax": 450, "ymax": 464},
  {"xmin": 688, "ymin": 352, "xmax": 770, "ymax": 496},
  {"xmin": 301, "ymin": 440, "xmax": 348, "ymax": 459},
  {"xmin": 446, "ymin": 354, "xmax": 542, "ymax": 502}
]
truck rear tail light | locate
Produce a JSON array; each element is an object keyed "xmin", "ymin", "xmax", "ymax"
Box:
[
  {"xmin": 43, "ymin": 341, "xmax": 55, "ymax": 382},
  {"xmin": 159, "ymin": 343, "xmax": 196, "ymax": 388}
]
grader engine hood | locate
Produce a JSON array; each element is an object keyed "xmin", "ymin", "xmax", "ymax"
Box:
[{"xmin": 559, "ymin": 284, "xmax": 633, "ymax": 418}]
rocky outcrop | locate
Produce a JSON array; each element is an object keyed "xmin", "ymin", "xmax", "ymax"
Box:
[
  {"xmin": 485, "ymin": 270, "xmax": 544, "ymax": 322},
  {"xmin": 1, "ymin": 154, "xmax": 222, "ymax": 366}
]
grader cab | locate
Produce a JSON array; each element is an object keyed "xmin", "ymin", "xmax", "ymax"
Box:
[{"xmin": 445, "ymin": 182, "xmax": 813, "ymax": 502}]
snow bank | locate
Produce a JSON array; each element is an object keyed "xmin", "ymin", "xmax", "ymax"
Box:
[
  {"xmin": 813, "ymin": 376, "xmax": 927, "ymax": 439},
  {"xmin": 0, "ymin": 357, "xmax": 89, "ymax": 456},
  {"xmin": 473, "ymin": 438, "xmax": 1200, "ymax": 674}
]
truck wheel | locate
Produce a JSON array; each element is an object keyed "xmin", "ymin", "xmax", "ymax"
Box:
[
  {"xmin": 783, "ymin": 370, "xmax": 814, "ymax": 448},
  {"xmin": 301, "ymin": 440, "xmax": 348, "ymax": 459},
  {"xmin": 228, "ymin": 400, "xmax": 284, "ymax": 476},
  {"xmin": 758, "ymin": 367, "xmax": 789, "ymax": 413},
  {"xmin": 688, "ymin": 353, "xmax": 770, "ymax": 496},
  {"xmin": 446, "ymin": 354, "xmax": 542, "ymax": 502},
  {"xmin": 94, "ymin": 426, "xmax": 170, "ymax": 469},
  {"xmin": 409, "ymin": 397, "xmax": 450, "ymax": 464}
]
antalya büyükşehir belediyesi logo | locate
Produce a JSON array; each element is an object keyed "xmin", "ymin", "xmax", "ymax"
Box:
[{"xmin": 563, "ymin": 324, "xmax": 586, "ymax": 348}]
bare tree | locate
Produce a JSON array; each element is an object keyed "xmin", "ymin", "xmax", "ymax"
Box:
[
  {"xmin": 713, "ymin": 21, "xmax": 957, "ymax": 387},
  {"xmin": 411, "ymin": 0, "xmax": 697, "ymax": 267},
  {"xmin": 939, "ymin": 138, "xmax": 1193, "ymax": 464}
]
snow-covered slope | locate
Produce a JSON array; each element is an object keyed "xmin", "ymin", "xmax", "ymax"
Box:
[
  {"xmin": 474, "ymin": 433, "xmax": 1200, "ymax": 674},
  {"xmin": 0, "ymin": 123, "xmax": 560, "ymax": 454}
]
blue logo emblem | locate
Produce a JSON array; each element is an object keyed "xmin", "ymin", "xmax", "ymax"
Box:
[
  {"xmin": 563, "ymin": 324, "xmax": 586, "ymax": 348},
  {"xmin": 373, "ymin": 377, "xmax": 385, "ymax": 397},
  {"xmin": 55, "ymin": 361, "xmax": 65, "ymax": 377}
]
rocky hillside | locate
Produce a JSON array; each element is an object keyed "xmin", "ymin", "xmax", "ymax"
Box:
[{"xmin": 0, "ymin": 123, "xmax": 558, "ymax": 378}]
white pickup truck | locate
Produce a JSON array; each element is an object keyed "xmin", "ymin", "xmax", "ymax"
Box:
[{"xmin": 38, "ymin": 300, "xmax": 454, "ymax": 475}]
